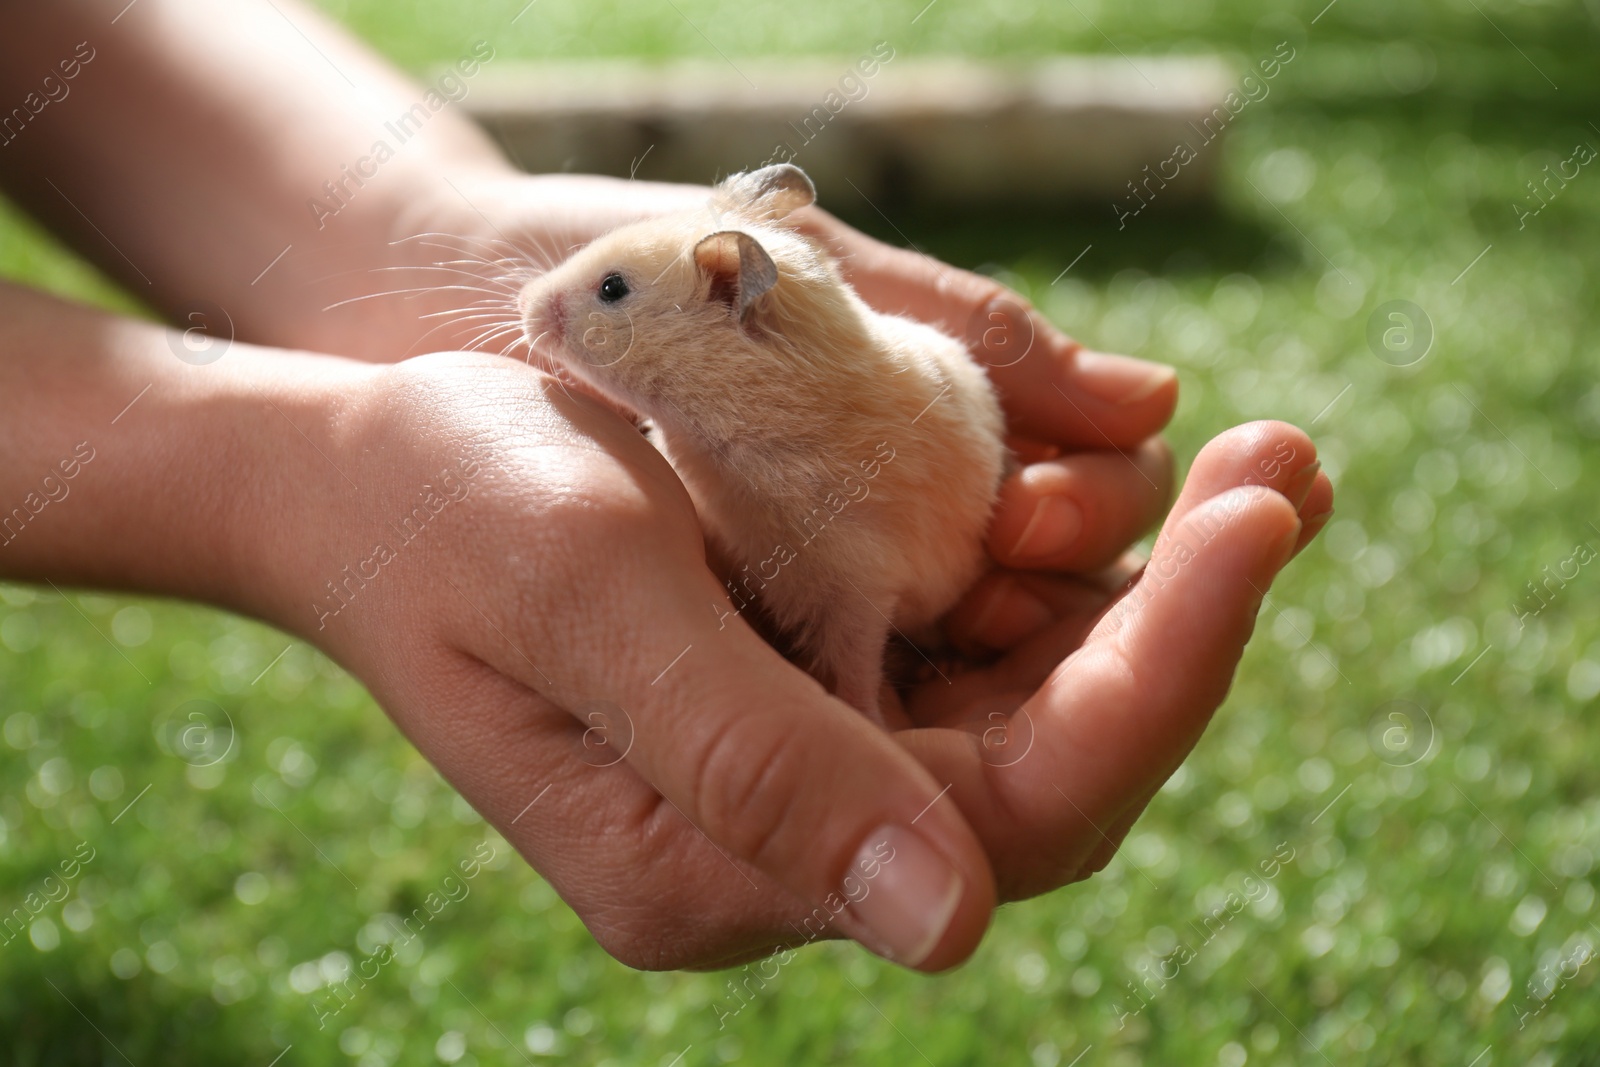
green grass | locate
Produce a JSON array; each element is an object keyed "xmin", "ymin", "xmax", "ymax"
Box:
[{"xmin": 4, "ymin": 1, "xmax": 1600, "ymax": 1064}]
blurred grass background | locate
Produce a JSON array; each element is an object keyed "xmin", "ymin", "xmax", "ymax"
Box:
[{"xmin": 3, "ymin": 0, "xmax": 1599, "ymax": 1064}]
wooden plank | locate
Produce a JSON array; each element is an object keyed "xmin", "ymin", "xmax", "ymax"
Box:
[{"xmin": 459, "ymin": 56, "xmax": 1237, "ymax": 206}]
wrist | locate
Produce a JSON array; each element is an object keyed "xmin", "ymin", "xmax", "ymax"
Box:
[{"xmin": 0, "ymin": 285, "xmax": 380, "ymax": 628}]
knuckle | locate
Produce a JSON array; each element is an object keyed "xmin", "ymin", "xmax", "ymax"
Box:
[
  {"xmin": 535, "ymin": 483, "xmax": 648, "ymax": 544},
  {"xmin": 569, "ymin": 834, "xmax": 719, "ymax": 971},
  {"xmin": 1080, "ymin": 841, "xmax": 1118, "ymax": 878},
  {"xmin": 963, "ymin": 273, "xmax": 1030, "ymax": 315},
  {"xmin": 684, "ymin": 712, "xmax": 809, "ymax": 871},
  {"xmin": 586, "ymin": 915, "xmax": 696, "ymax": 971}
]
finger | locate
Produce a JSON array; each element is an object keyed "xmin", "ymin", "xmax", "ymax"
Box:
[
  {"xmin": 441, "ymin": 475, "xmax": 998, "ymax": 970},
  {"xmin": 966, "ymin": 298, "xmax": 1179, "ymax": 448},
  {"xmin": 1081, "ymin": 783, "xmax": 1162, "ymax": 878},
  {"xmin": 1151, "ymin": 420, "xmax": 1333, "ymax": 569},
  {"xmin": 1044, "ymin": 423, "xmax": 1324, "ymax": 805},
  {"xmin": 902, "ymin": 433, "xmax": 1318, "ymax": 900},
  {"xmin": 919, "ymin": 564, "xmax": 1140, "ymax": 728},
  {"xmin": 505, "ymin": 508, "xmax": 992, "ymax": 979},
  {"xmin": 642, "ymin": 590, "xmax": 997, "ymax": 971},
  {"xmin": 951, "ymin": 423, "xmax": 1320, "ymax": 652},
  {"xmin": 1159, "ymin": 420, "xmax": 1320, "ymax": 531},
  {"xmin": 1294, "ymin": 472, "xmax": 1334, "ymax": 554},
  {"xmin": 813, "ymin": 221, "xmax": 1178, "ymax": 447},
  {"xmin": 985, "ymin": 438, "xmax": 1174, "ymax": 571},
  {"xmin": 1035, "ymin": 486, "xmax": 1301, "ymax": 839},
  {"xmin": 945, "ymin": 569, "xmax": 1112, "ymax": 655}
]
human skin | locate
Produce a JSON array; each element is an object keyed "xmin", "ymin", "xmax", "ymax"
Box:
[{"xmin": 0, "ymin": 1, "xmax": 1333, "ymax": 971}]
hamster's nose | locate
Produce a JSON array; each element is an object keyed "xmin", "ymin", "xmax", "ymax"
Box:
[
  {"xmin": 518, "ymin": 287, "xmax": 566, "ymax": 344},
  {"xmin": 515, "ymin": 285, "xmax": 538, "ymax": 330},
  {"xmin": 541, "ymin": 294, "xmax": 567, "ymax": 339}
]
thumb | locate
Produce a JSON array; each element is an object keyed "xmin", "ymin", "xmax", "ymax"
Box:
[{"xmin": 601, "ymin": 571, "xmax": 997, "ymax": 971}]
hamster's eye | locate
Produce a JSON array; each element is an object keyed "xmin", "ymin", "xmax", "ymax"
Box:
[{"xmin": 598, "ymin": 273, "xmax": 630, "ymax": 303}]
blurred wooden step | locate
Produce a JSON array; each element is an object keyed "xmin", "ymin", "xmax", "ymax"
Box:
[{"xmin": 458, "ymin": 55, "xmax": 1237, "ymax": 208}]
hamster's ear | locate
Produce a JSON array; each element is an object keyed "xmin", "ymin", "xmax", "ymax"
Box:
[
  {"xmin": 717, "ymin": 164, "xmax": 817, "ymax": 220},
  {"xmin": 693, "ymin": 231, "xmax": 778, "ymax": 323},
  {"xmin": 694, "ymin": 230, "xmax": 780, "ymax": 321}
]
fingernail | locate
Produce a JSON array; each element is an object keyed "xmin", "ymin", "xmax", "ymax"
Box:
[
  {"xmin": 1283, "ymin": 460, "xmax": 1322, "ymax": 510},
  {"xmin": 1005, "ymin": 436, "xmax": 1062, "ymax": 465},
  {"xmin": 1301, "ymin": 506, "xmax": 1335, "ymax": 537},
  {"xmin": 1257, "ymin": 519, "xmax": 1303, "ymax": 585},
  {"xmin": 1073, "ymin": 351, "xmax": 1177, "ymax": 406},
  {"xmin": 1010, "ymin": 494, "xmax": 1083, "ymax": 561},
  {"xmin": 969, "ymin": 578, "xmax": 1055, "ymax": 647},
  {"xmin": 846, "ymin": 825, "xmax": 964, "ymax": 968},
  {"xmin": 966, "ymin": 582, "xmax": 1009, "ymax": 641}
]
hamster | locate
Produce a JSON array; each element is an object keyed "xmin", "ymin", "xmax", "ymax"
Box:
[{"xmin": 517, "ymin": 164, "xmax": 1005, "ymax": 725}]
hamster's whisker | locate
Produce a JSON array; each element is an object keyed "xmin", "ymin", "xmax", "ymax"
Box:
[
  {"xmin": 321, "ymin": 282, "xmax": 526, "ymax": 313},
  {"xmin": 405, "ymin": 240, "xmax": 551, "ymax": 307},
  {"xmin": 418, "ymin": 303, "xmax": 516, "ymax": 322},
  {"xmin": 421, "ymin": 314, "xmax": 518, "ymax": 336},
  {"xmin": 392, "ymin": 232, "xmax": 552, "ymax": 297},
  {"xmin": 398, "ymin": 320, "xmax": 476, "ymax": 356},
  {"xmin": 320, "ymin": 288, "xmax": 433, "ymax": 311},
  {"xmin": 454, "ymin": 311, "xmax": 520, "ymax": 335},
  {"xmin": 388, "ymin": 302, "xmax": 508, "ymax": 351},
  {"xmin": 439, "ymin": 318, "xmax": 521, "ymax": 342},
  {"xmin": 321, "ymin": 284, "xmax": 475, "ymax": 311},
  {"xmin": 365, "ymin": 263, "xmax": 523, "ymax": 290},
  {"xmin": 410, "ymin": 245, "xmax": 530, "ymax": 277},
  {"xmin": 415, "ymin": 293, "xmax": 518, "ymax": 313},
  {"xmin": 466, "ymin": 324, "xmax": 522, "ymax": 348},
  {"xmin": 520, "ymin": 231, "xmax": 574, "ymax": 273},
  {"xmin": 393, "ymin": 307, "xmax": 516, "ymax": 357},
  {"xmin": 412, "ymin": 283, "xmax": 520, "ymax": 298},
  {"xmin": 462, "ymin": 313, "xmax": 520, "ymax": 337},
  {"xmin": 304, "ymin": 257, "xmax": 521, "ymax": 292},
  {"xmin": 461, "ymin": 324, "xmax": 525, "ymax": 354},
  {"xmin": 537, "ymin": 360, "xmax": 582, "ymax": 404},
  {"xmin": 391, "ymin": 230, "xmax": 525, "ymax": 260},
  {"xmin": 410, "ymin": 234, "xmax": 553, "ymax": 284},
  {"xmin": 418, "ymin": 224, "xmax": 564, "ymax": 275}
]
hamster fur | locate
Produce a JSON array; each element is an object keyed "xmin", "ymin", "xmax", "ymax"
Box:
[{"xmin": 517, "ymin": 164, "xmax": 1005, "ymax": 724}]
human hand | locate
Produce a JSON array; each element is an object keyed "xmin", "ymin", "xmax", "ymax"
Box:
[
  {"xmin": 0, "ymin": 272, "xmax": 1329, "ymax": 977},
  {"xmin": 897, "ymin": 419, "xmax": 1333, "ymax": 901},
  {"xmin": 250, "ymin": 350, "xmax": 1005, "ymax": 972},
  {"xmin": 0, "ymin": 285, "xmax": 1002, "ymax": 973},
  {"xmin": 810, "ymin": 183, "xmax": 1337, "ymax": 895},
  {"xmin": 242, "ymin": 350, "xmax": 1327, "ymax": 973},
  {"xmin": 717, "ymin": 211, "xmax": 1336, "ymax": 901}
]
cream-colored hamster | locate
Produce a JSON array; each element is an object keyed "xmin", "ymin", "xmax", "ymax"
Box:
[{"xmin": 518, "ymin": 164, "xmax": 1005, "ymax": 724}]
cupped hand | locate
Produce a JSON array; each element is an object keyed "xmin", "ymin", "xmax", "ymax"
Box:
[
  {"xmin": 900, "ymin": 420, "xmax": 1334, "ymax": 901},
  {"xmin": 322, "ymin": 172, "xmax": 1327, "ymax": 968},
  {"xmin": 262, "ymin": 349, "xmax": 1329, "ymax": 973},
  {"xmin": 278, "ymin": 351, "xmax": 1000, "ymax": 972}
]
